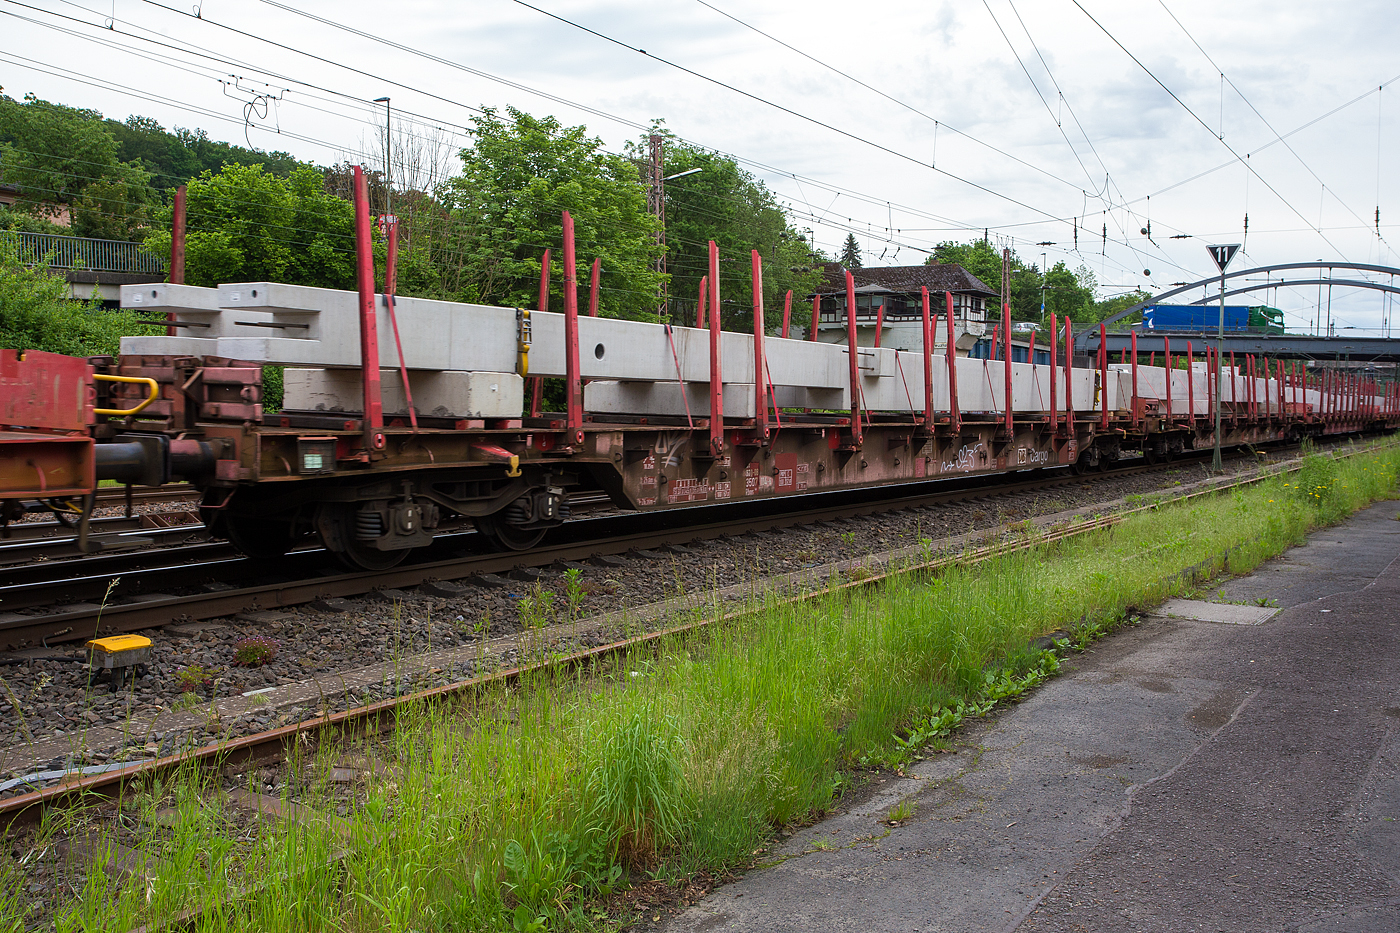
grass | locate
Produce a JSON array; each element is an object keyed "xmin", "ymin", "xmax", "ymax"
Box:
[{"xmin": 8, "ymin": 440, "xmax": 1399, "ymax": 932}]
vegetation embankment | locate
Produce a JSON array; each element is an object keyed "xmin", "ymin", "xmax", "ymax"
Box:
[
  {"xmin": 3, "ymin": 91, "xmax": 1141, "ymax": 330},
  {"xmin": 5, "ymin": 441, "xmax": 1398, "ymax": 931}
]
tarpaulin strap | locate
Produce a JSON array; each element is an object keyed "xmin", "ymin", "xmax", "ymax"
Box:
[
  {"xmin": 665, "ymin": 322, "xmax": 695, "ymax": 430},
  {"xmin": 384, "ymin": 293, "xmax": 419, "ymax": 433},
  {"xmin": 764, "ymin": 359, "xmax": 782, "ymax": 428},
  {"xmin": 894, "ymin": 353, "xmax": 916, "ymax": 416},
  {"xmin": 764, "ymin": 358, "xmax": 782, "ymax": 445}
]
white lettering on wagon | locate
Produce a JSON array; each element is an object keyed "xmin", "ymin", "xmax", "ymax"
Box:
[
  {"xmin": 940, "ymin": 442, "xmax": 987, "ymax": 474},
  {"xmin": 668, "ymin": 477, "xmax": 711, "ymax": 503}
]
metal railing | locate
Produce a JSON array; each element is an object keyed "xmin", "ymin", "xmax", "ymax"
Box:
[
  {"xmin": 818, "ymin": 308, "xmax": 987, "ymax": 325},
  {"xmin": 1, "ymin": 230, "xmax": 164, "ymax": 274}
]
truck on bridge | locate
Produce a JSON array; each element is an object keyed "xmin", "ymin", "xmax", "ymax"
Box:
[{"xmin": 1142, "ymin": 304, "xmax": 1284, "ymax": 334}]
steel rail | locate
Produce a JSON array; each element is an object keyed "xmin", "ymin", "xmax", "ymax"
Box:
[
  {"xmin": 3, "ymin": 440, "xmax": 1380, "ymax": 836},
  {"xmin": 0, "ymin": 463, "xmax": 1139, "ymax": 644},
  {"xmin": 0, "ymin": 500, "xmax": 622, "ymax": 605},
  {"xmin": 0, "ymin": 443, "xmax": 1295, "ymax": 649},
  {"xmin": 0, "ymin": 512, "xmax": 203, "ymax": 549},
  {"xmin": 92, "ymin": 484, "xmax": 197, "ymax": 505}
]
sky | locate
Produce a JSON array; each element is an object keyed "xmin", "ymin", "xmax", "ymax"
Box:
[{"xmin": 3, "ymin": 0, "xmax": 1399, "ymax": 335}]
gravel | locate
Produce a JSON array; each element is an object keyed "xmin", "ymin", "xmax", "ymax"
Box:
[{"xmin": 0, "ymin": 447, "xmax": 1315, "ymax": 791}]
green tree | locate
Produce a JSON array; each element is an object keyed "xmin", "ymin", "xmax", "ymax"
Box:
[
  {"xmin": 636, "ymin": 127, "xmax": 824, "ymax": 332},
  {"xmin": 1090, "ymin": 288, "xmax": 1153, "ymax": 325},
  {"xmin": 1042, "ymin": 261, "xmax": 1095, "ymax": 322},
  {"xmin": 105, "ymin": 116, "xmax": 201, "ymax": 192},
  {"xmin": 927, "ymin": 240, "xmax": 1099, "ymax": 323},
  {"xmin": 439, "ymin": 107, "xmax": 663, "ymax": 319},
  {"xmin": 107, "ymin": 116, "xmax": 306, "ymax": 192},
  {"xmin": 928, "ymin": 239, "xmax": 1003, "ymax": 294},
  {"xmin": 142, "ymin": 163, "xmax": 356, "ymax": 289},
  {"xmin": 0, "ymin": 204, "xmax": 70, "ymax": 235},
  {"xmin": 928, "ymin": 238, "xmax": 1034, "ymax": 317},
  {"xmin": 0, "ymin": 93, "xmax": 154, "ymax": 239},
  {"xmin": 839, "ymin": 233, "xmax": 863, "ymax": 270}
]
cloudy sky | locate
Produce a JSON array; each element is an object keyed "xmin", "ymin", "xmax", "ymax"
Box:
[{"xmin": 4, "ymin": 0, "xmax": 1399, "ymax": 334}]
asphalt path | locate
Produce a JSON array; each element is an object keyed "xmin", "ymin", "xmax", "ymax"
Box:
[{"xmin": 661, "ymin": 500, "xmax": 1400, "ymax": 933}]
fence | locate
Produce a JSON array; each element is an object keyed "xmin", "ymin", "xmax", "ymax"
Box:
[{"xmin": 1, "ymin": 230, "xmax": 164, "ymax": 275}]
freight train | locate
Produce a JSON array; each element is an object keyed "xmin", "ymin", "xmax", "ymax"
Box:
[{"xmin": 3, "ymin": 177, "xmax": 1394, "ymax": 570}]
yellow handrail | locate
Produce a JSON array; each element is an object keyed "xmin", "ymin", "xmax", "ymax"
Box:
[{"xmin": 93, "ymin": 374, "xmax": 159, "ymax": 416}]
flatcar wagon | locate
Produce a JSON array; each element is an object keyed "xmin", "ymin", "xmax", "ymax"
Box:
[{"xmin": 3, "ymin": 169, "xmax": 1394, "ymax": 568}]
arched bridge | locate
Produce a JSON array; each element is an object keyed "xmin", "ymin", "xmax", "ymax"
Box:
[{"xmin": 1075, "ymin": 262, "xmax": 1400, "ymax": 363}]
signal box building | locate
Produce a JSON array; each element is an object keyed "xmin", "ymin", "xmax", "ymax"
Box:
[{"xmin": 811, "ymin": 262, "xmax": 998, "ymax": 355}]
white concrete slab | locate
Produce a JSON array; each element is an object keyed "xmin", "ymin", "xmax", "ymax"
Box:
[{"xmin": 1154, "ymin": 598, "xmax": 1280, "ymax": 625}]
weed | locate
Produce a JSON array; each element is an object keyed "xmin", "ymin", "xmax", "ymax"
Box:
[
  {"xmin": 838, "ymin": 531, "xmax": 857, "ymax": 546},
  {"xmin": 886, "ymin": 800, "xmax": 916, "ymax": 823},
  {"xmin": 171, "ymin": 692, "xmax": 200, "ymax": 712},
  {"xmin": 232, "ymin": 636, "xmax": 278, "ymax": 667},
  {"xmin": 517, "ymin": 585, "xmax": 557, "ymax": 630},
  {"xmin": 563, "ymin": 568, "xmax": 586, "ymax": 620},
  {"xmin": 174, "ymin": 665, "xmax": 215, "ymax": 693}
]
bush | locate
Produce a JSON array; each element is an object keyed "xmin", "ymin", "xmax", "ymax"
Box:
[{"xmin": 0, "ymin": 238, "xmax": 163, "ymax": 356}]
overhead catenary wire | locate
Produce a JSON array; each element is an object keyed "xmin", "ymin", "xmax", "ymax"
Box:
[
  {"xmin": 1153, "ymin": 0, "xmax": 1392, "ymax": 260},
  {"xmin": 982, "ymin": 0, "xmax": 1155, "ymax": 282},
  {"xmin": 1069, "ymin": 0, "xmax": 1354, "ymax": 264},
  {"xmin": 273, "ymin": 0, "xmax": 1076, "ymax": 225},
  {"xmin": 8, "ymin": 0, "xmax": 1204, "ymax": 283},
  {"xmin": 10, "ymin": 0, "xmax": 1033, "ymax": 258},
  {"xmin": 8, "ymin": 0, "xmax": 1377, "ymax": 324},
  {"xmin": 249, "ymin": 0, "xmax": 1196, "ymax": 281},
  {"xmin": 689, "ymin": 0, "xmax": 1141, "ymax": 213},
  {"xmin": 2, "ymin": 6, "xmax": 1166, "ymax": 285}
]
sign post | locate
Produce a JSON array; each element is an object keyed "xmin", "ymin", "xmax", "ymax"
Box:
[{"xmin": 1206, "ymin": 243, "xmax": 1241, "ymax": 470}]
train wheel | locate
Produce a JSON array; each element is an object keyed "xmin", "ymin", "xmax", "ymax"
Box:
[
  {"xmin": 223, "ymin": 514, "xmax": 296, "ymax": 560},
  {"xmin": 475, "ymin": 516, "xmax": 547, "ymax": 551},
  {"xmin": 314, "ymin": 503, "xmax": 409, "ymax": 571},
  {"xmin": 333, "ymin": 536, "xmax": 409, "ymax": 572}
]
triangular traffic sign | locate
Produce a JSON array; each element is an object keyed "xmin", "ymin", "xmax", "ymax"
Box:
[{"xmin": 1206, "ymin": 243, "xmax": 1241, "ymax": 272}]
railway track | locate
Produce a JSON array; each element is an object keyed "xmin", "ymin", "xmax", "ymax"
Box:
[
  {"xmin": 0, "ymin": 442, "xmax": 1307, "ymax": 651},
  {"xmin": 2, "ymin": 438, "xmax": 1376, "ymax": 848},
  {"xmin": 0, "ymin": 484, "xmax": 204, "ymax": 562},
  {"xmin": 0, "ymin": 435, "xmax": 1391, "ymax": 933},
  {"xmin": 2, "ymin": 484, "xmax": 199, "ymax": 537}
]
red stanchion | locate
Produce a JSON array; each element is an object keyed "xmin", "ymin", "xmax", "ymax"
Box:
[{"xmin": 352, "ymin": 165, "xmax": 384, "ymax": 452}]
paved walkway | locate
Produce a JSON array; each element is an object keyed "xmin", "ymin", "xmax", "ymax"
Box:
[{"xmin": 661, "ymin": 501, "xmax": 1400, "ymax": 933}]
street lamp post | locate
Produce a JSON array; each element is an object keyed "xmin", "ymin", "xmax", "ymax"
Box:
[
  {"xmin": 1206, "ymin": 244, "xmax": 1241, "ymax": 471},
  {"xmin": 373, "ymin": 97, "xmax": 391, "ymax": 218},
  {"xmin": 651, "ymin": 166, "xmax": 702, "ymax": 315},
  {"xmin": 1040, "ymin": 252, "xmax": 1047, "ymax": 324}
]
